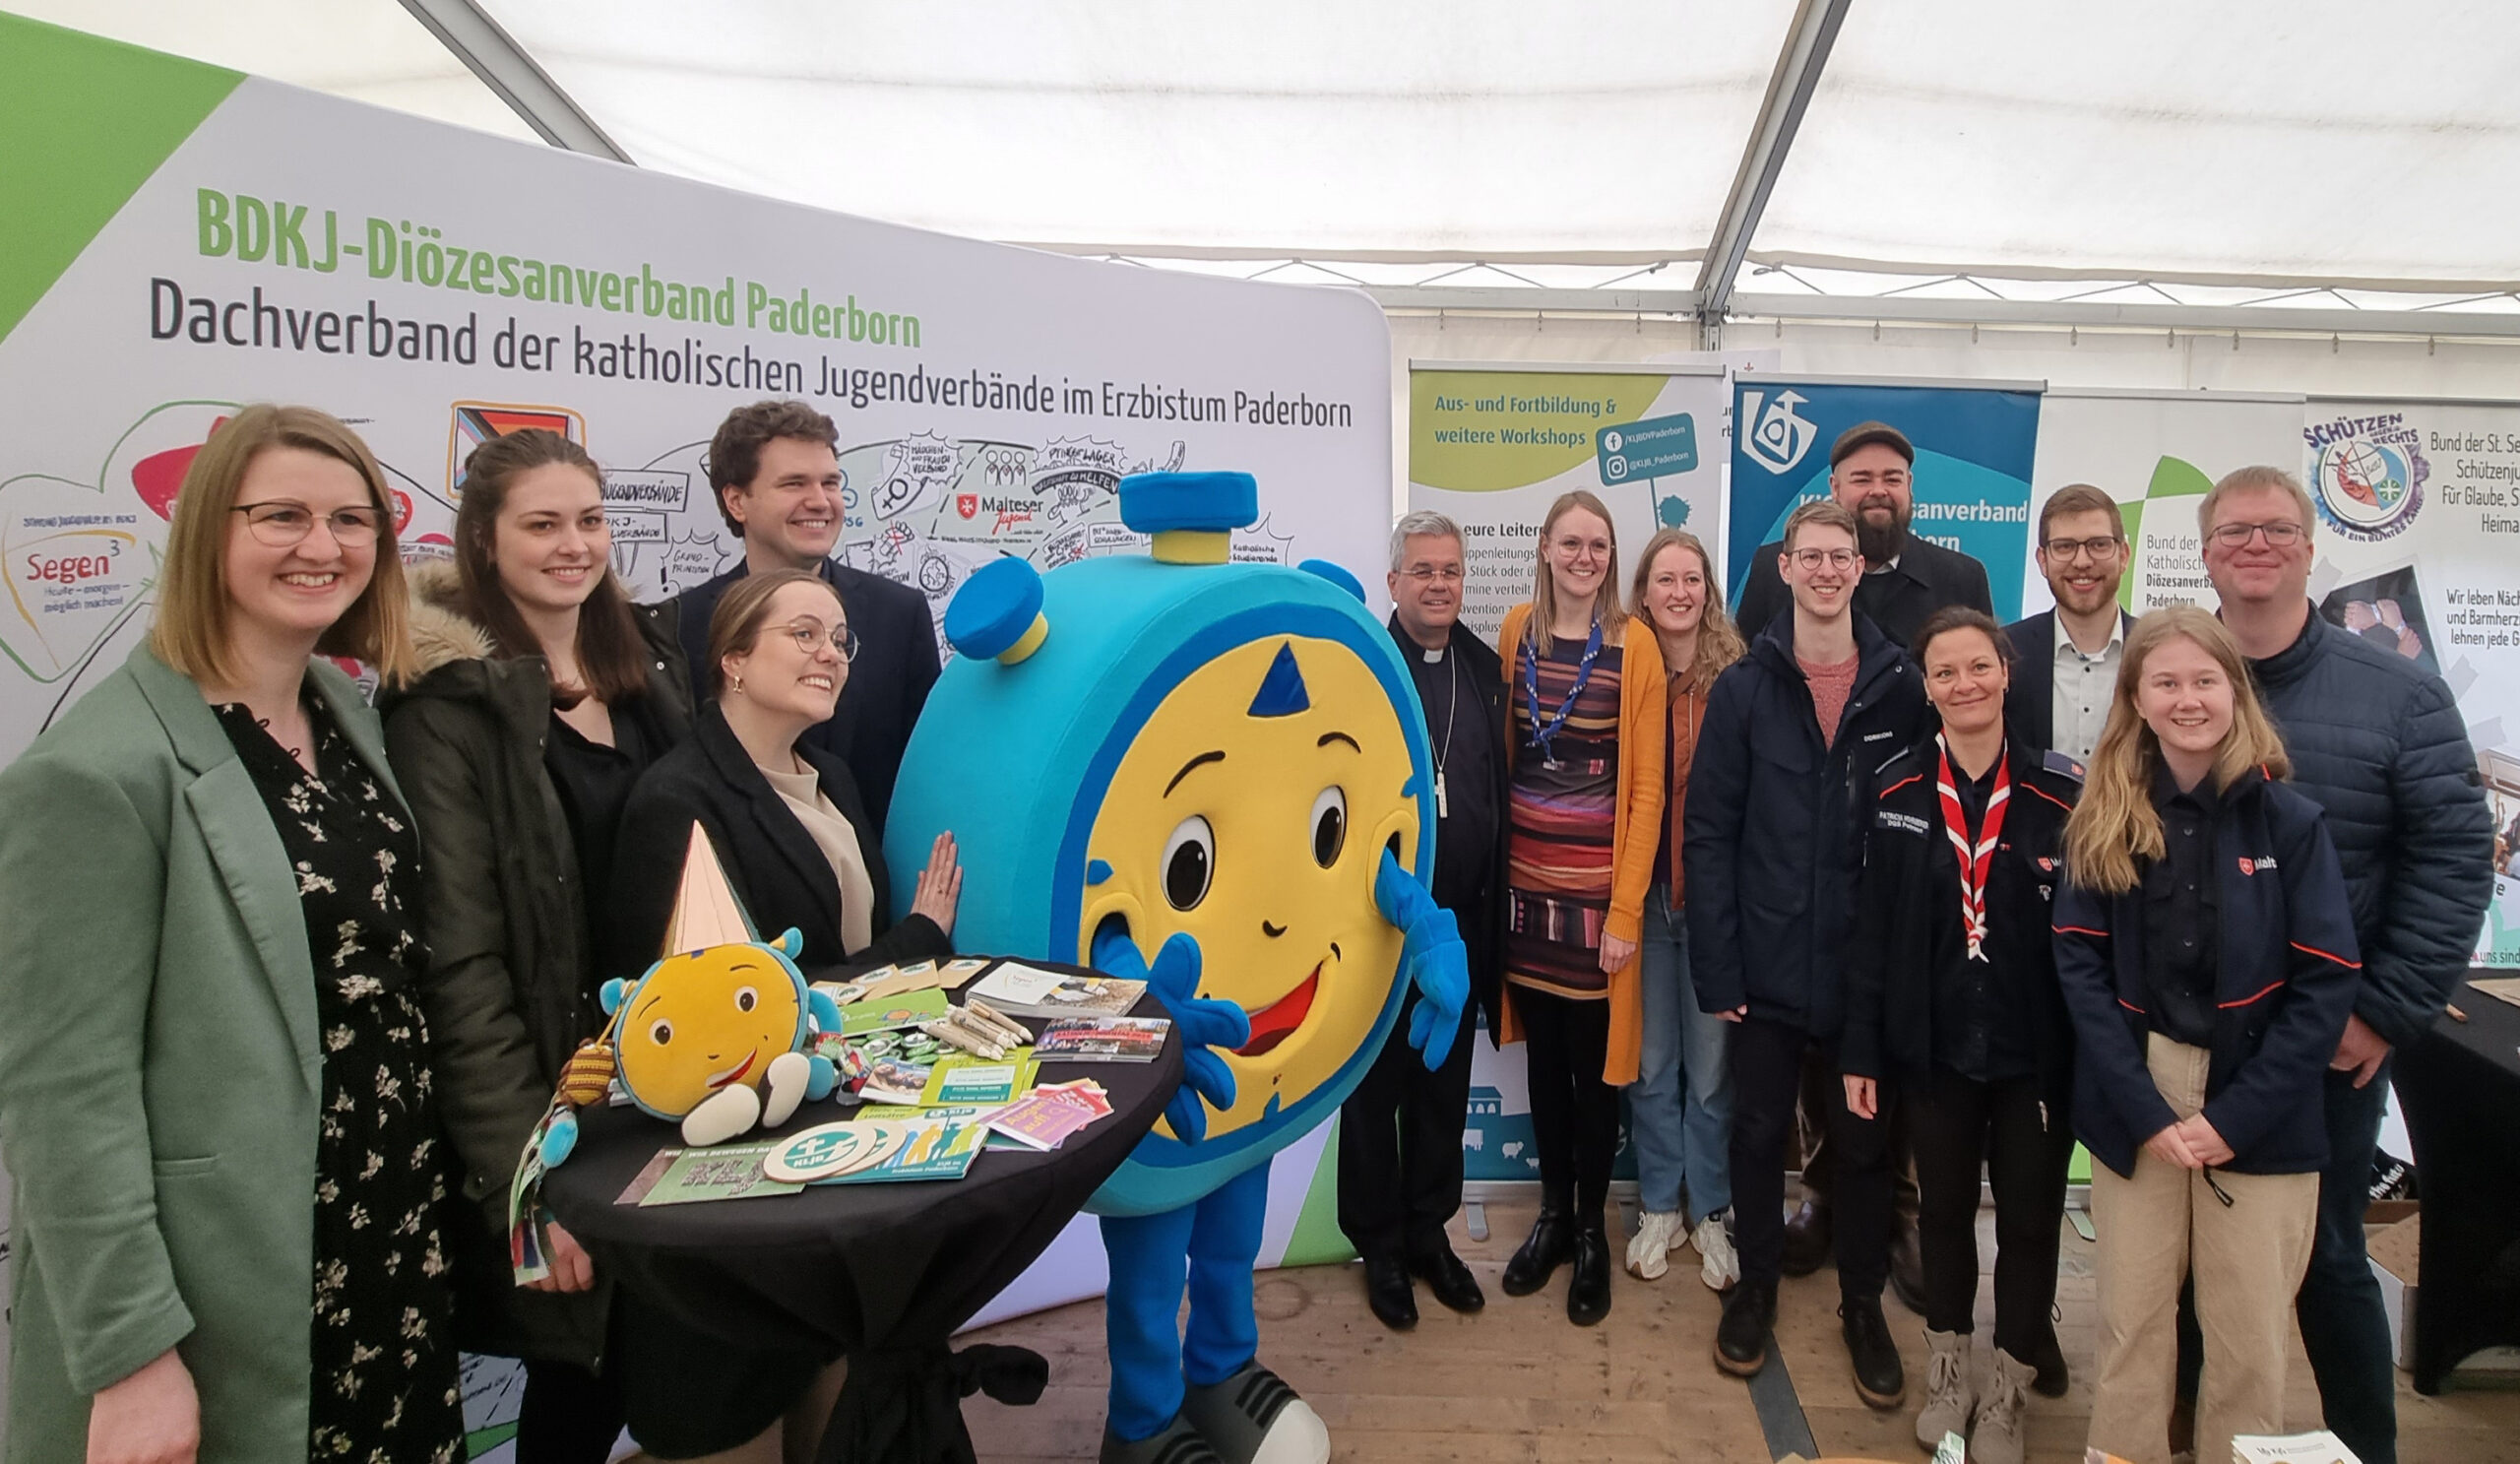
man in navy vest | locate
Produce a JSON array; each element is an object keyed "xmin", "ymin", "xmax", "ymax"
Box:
[{"xmin": 667, "ymin": 401, "xmax": 939, "ymax": 825}]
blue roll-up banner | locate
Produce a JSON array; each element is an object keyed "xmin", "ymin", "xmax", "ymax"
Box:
[{"xmin": 1728, "ymin": 375, "xmax": 2044, "ymax": 620}]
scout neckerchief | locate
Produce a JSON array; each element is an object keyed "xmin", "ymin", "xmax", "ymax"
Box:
[
  {"xmin": 1936, "ymin": 732, "xmax": 2011, "ymax": 962},
  {"xmin": 1521, "ymin": 616, "xmax": 1604, "ymax": 769}
]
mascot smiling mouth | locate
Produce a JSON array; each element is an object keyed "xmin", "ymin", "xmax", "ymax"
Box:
[
  {"xmin": 1236, "ymin": 951, "xmax": 1331, "ymax": 1057},
  {"xmin": 706, "ymin": 1050, "xmax": 760, "ymax": 1089}
]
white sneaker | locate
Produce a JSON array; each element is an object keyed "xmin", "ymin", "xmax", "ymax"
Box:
[
  {"xmin": 1692, "ymin": 1212, "xmax": 1740, "ymax": 1292},
  {"xmin": 1625, "ymin": 1209, "xmax": 1685, "ymax": 1280}
]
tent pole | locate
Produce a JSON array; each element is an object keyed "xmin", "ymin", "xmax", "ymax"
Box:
[
  {"xmin": 398, "ymin": 0, "xmax": 632, "ymax": 163},
  {"xmin": 1693, "ymin": 0, "xmax": 1855, "ymax": 350}
]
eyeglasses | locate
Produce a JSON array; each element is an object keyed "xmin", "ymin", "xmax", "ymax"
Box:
[
  {"xmin": 1400, "ymin": 565, "xmax": 1464, "ymax": 583},
  {"xmin": 2042, "ymin": 535, "xmax": 2123, "ymax": 561},
  {"xmin": 232, "ymin": 501, "xmax": 384, "ymax": 548},
  {"xmin": 2209, "ymin": 521, "xmax": 2305, "ymax": 548},
  {"xmin": 776, "ymin": 617, "xmax": 857, "ymax": 661},
  {"xmin": 1791, "ymin": 547, "xmax": 1859, "ymax": 570}
]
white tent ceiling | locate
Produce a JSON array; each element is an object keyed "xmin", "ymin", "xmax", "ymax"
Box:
[{"xmin": 11, "ymin": 0, "xmax": 2519, "ymax": 316}]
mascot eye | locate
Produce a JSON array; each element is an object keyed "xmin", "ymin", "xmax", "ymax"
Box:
[
  {"xmin": 649, "ymin": 1019, "xmax": 672, "ymax": 1046},
  {"xmin": 1310, "ymin": 786, "xmax": 1347, "ymax": 867},
  {"xmin": 1162, "ymin": 815, "xmax": 1215, "ymax": 911},
  {"xmin": 734, "ymin": 986, "xmax": 759, "ymax": 1013}
]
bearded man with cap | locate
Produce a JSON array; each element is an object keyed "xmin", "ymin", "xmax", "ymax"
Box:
[{"xmin": 1732, "ymin": 422, "xmax": 1993, "ymax": 645}]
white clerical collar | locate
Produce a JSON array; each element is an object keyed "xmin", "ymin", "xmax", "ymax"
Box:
[{"xmin": 1420, "ymin": 646, "xmax": 1446, "ymax": 664}]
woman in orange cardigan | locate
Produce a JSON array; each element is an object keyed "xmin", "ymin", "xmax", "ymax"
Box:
[{"xmin": 1493, "ymin": 490, "xmax": 1666, "ymax": 1326}]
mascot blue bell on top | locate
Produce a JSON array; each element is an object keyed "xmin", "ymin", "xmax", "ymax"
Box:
[{"xmin": 885, "ymin": 472, "xmax": 1468, "ymax": 1464}]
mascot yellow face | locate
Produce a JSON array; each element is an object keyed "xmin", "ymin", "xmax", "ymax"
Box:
[
  {"xmin": 611, "ymin": 945, "xmax": 808, "ymax": 1119},
  {"xmin": 1079, "ymin": 634, "xmax": 1419, "ymax": 1139}
]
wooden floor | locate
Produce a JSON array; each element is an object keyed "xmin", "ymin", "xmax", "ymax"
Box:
[{"xmin": 962, "ymin": 1196, "xmax": 2520, "ymax": 1463}]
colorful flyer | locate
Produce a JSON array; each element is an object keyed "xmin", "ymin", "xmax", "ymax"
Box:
[
  {"xmin": 820, "ymin": 1119, "xmax": 987, "ymax": 1184},
  {"xmin": 837, "ymin": 987, "xmax": 951, "ymax": 1038},
  {"xmin": 985, "ymin": 1089, "xmax": 1106, "ymax": 1150},
  {"xmin": 619, "ymin": 1139, "xmax": 806, "ymax": 1206},
  {"xmin": 919, "ymin": 1052, "xmax": 1036, "ymax": 1107}
]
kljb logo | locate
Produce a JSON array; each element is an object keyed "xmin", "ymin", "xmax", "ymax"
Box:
[{"xmin": 1740, "ymin": 389, "xmax": 1817, "ymax": 476}]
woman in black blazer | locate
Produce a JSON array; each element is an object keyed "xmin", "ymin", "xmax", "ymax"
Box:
[
  {"xmin": 599, "ymin": 567, "xmax": 960, "ymax": 1462},
  {"xmin": 609, "ymin": 568, "xmax": 961, "ymax": 985},
  {"xmin": 1841, "ymin": 607, "xmax": 2083, "ymax": 1464}
]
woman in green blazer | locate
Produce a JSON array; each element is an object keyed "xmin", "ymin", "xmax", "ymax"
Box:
[{"xmin": 0, "ymin": 406, "xmax": 464, "ymax": 1464}]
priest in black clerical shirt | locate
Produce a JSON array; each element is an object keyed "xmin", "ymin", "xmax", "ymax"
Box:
[{"xmin": 1339, "ymin": 511, "xmax": 1508, "ymax": 1331}]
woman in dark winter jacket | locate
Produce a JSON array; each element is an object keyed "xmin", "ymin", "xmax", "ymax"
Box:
[
  {"xmin": 382, "ymin": 429, "xmax": 690, "ymax": 1463},
  {"xmin": 2054, "ymin": 605, "xmax": 2358, "ymax": 1464},
  {"xmin": 1842, "ymin": 607, "xmax": 2080, "ymax": 1464}
]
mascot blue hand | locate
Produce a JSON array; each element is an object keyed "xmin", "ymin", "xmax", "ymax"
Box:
[
  {"xmin": 1375, "ymin": 848, "xmax": 1471, "ymax": 1072},
  {"xmin": 1095, "ymin": 924, "xmax": 1248, "ymax": 1143}
]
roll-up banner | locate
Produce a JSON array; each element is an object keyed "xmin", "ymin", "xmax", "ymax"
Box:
[
  {"xmin": 1729, "ymin": 374, "xmax": 2044, "ymax": 621},
  {"xmin": 2300, "ymin": 399, "xmax": 2520, "ymax": 966},
  {"xmin": 1408, "ymin": 362, "xmax": 1730, "ymax": 643},
  {"xmin": 2026, "ymin": 387, "xmax": 2308, "ymax": 615}
]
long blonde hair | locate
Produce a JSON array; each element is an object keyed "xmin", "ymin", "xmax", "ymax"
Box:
[
  {"xmin": 1629, "ymin": 527, "xmax": 1744, "ymax": 685},
  {"xmin": 1526, "ymin": 490, "xmax": 1623, "ymax": 655},
  {"xmin": 2062, "ymin": 606, "xmax": 2291, "ymax": 894},
  {"xmin": 153, "ymin": 404, "xmax": 414, "ymax": 687}
]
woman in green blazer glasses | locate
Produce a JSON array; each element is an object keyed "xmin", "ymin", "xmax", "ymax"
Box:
[{"xmin": 0, "ymin": 406, "xmax": 465, "ymax": 1464}]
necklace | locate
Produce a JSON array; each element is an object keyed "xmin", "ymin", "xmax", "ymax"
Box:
[{"xmin": 1520, "ymin": 616, "xmax": 1603, "ymax": 769}]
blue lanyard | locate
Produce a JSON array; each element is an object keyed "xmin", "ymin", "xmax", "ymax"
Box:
[{"xmin": 1520, "ymin": 616, "xmax": 1604, "ymax": 765}]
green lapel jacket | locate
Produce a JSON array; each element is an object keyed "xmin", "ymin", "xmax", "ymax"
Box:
[{"xmin": 0, "ymin": 644, "xmax": 407, "ymax": 1463}]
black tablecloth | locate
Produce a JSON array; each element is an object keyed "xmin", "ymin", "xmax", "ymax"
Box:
[
  {"xmin": 542, "ymin": 963, "xmax": 1182, "ymax": 1462},
  {"xmin": 2393, "ymin": 977, "xmax": 2520, "ymax": 1393}
]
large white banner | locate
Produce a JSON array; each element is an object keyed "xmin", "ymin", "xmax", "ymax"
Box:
[
  {"xmin": 2300, "ymin": 400, "xmax": 2520, "ymax": 965},
  {"xmin": 0, "ymin": 18, "xmax": 1394, "ymax": 1456},
  {"xmin": 0, "ymin": 29, "xmax": 1391, "ymax": 768}
]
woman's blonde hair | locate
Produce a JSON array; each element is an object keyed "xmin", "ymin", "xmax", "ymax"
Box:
[
  {"xmin": 707, "ymin": 567, "xmax": 841, "ymax": 697},
  {"xmin": 1526, "ymin": 490, "xmax": 1623, "ymax": 655},
  {"xmin": 1628, "ymin": 527, "xmax": 1744, "ymax": 683},
  {"xmin": 2062, "ymin": 605, "xmax": 2291, "ymax": 894},
  {"xmin": 152, "ymin": 405, "xmax": 414, "ymax": 687}
]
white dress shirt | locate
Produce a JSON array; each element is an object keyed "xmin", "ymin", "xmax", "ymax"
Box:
[{"xmin": 2051, "ymin": 613, "xmax": 2125, "ymax": 765}]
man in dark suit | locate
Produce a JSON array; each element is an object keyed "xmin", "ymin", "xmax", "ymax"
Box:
[
  {"xmin": 1339, "ymin": 511, "xmax": 1505, "ymax": 1332},
  {"xmin": 669, "ymin": 401, "xmax": 940, "ymax": 825},
  {"xmin": 2002, "ymin": 483, "xmax": 2135, "ymax": 766},
  {"xmin": 1733, "ymin": 421, "xmax": 1992, "ymax": 1304},
  {"xmin": 1732, "ymin": 421, "xmax": 1992, "ymax": 646}
]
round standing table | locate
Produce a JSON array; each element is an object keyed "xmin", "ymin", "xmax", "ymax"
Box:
[{"xmin": 542, "ymin": 964, "xmax": 1182, "ymax": 1463}]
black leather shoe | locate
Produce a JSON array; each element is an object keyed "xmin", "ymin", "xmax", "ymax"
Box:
[
  {"xmin": 1501, "ymin": 1210, "xmax": 1571, "ymax": 1298},
  {"xmin": 1781, "ymin": 1200, "xmax": 1832, "ymax": 1277},
  {"xmin": 1567, "ymin": 1225, "xmax": 1612, "ymax": 1326},
  {"xmin": 1840, "ymin": 1296, "xmax": 1906, "ymax": 1409},
  {"xmin": 1714, "ymin": 1281, "xmax": 1775, "ymax": 1375},
  {"xmin": 1408, "ymin": 1241, "xmax": 1485, "ymax": 1314},
  {"xmin": 1362, "ymin": 1254, "xmax": 1418, "ymax": 1331},
  {"xmin": 2022, "ymin": 1322, "xmax": 2070, "ymax": 1398},
  {"xmin": 1887, "ymin": 1222, "xmax": 1927, "ymax": 1316}
]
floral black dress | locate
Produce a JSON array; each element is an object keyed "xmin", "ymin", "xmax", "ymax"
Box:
[{"xmin": 216, "ymin": 697, "xmax": 465, "ymax": 1464}]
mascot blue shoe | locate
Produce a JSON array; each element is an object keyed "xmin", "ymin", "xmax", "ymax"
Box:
[{"xmin": 885, "ymin": 473, "xmax": 1469, "ymax": 1464}]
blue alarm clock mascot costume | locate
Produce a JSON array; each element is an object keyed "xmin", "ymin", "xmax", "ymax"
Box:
[{"xmin": 886, "ymin": 473, "xmax": 1468, "ymax": 1464}]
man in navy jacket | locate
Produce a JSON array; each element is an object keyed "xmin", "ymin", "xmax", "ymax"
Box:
[
  {"xmin": 1688, "ymin": 500, "xmax": 1928, "ymax": 1404},
  {"xmin": 2196, "ymin": 466, "xmax": 2493, "ymax": 1464},
  {"xmin": 668, "ymin": 401, "xmax": 940, "ymax": 826}
]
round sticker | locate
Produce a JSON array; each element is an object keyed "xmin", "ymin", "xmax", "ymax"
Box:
[{"xmin": 762, "ymin": 1120, "xmax": 911, "ymax": 1183}]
